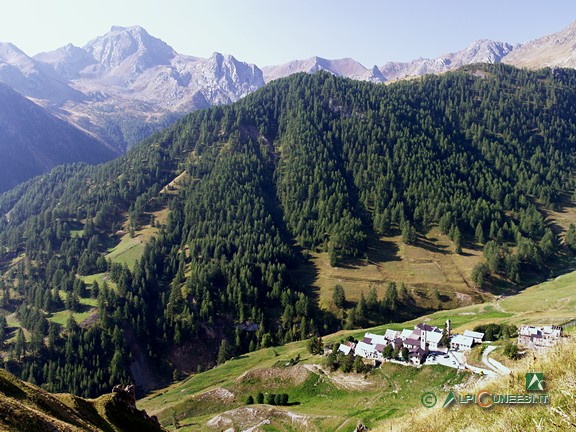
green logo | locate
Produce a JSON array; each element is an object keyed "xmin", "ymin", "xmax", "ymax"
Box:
[
  {"xmin": 526, "ymin": 373, "xmax": 545, "ymax": 391},
  {"xmin": 421, "ymin": 392, "xmax": 437, "ymax": 408},
  {"xmin": 443, "ymin": 390, "xmax": 456, "ymax": 408}
]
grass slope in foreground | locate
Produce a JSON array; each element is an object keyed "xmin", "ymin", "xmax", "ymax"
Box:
[
  {"xmin": 0, "ymin": 368, "xmax": 164, "ymax": 432},
  {"xmin": 139, "ymin": 268, "xmax": 576, "ymax": 431},
  {"xmin": 380, "ymin": 334, "xmax": 576, "ymax": 432}
]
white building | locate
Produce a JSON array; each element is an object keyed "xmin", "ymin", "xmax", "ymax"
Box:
[
  {"xmin": 384, "ymin": 329, "xmax": 400, "ymax": 341},
  {"xmin": 363, "ymin": 332, "xmax": 388, "ymax": 346},
  {"xmin": 338, "ymin": 344, "xmax": 352, "ymax": 355},
  {"xmin": 518, "ymin": 325, "xmax": 563, "ymax": 349},
  {"xmin": 450, "ymin": 334, "xmax": 474, "ymax": 351},
  {"xmin": 463, "ymin": 330, "xmax": 484, "ymax": 344},
  {"xmin": 400, "ymin": 329, "xmax": 414, "ymax": 340},
  {"xmin": 354, "ymin": 341, "xmax": 381, "ymax": 359},
  {"xmin": 424, "ymin": 331, "xmax": 443, "ymax": 351}
]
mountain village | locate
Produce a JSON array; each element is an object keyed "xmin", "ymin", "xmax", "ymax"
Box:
[{"xmin": 335, "ymin": 320, "xmax": 565, "ymax": 375}]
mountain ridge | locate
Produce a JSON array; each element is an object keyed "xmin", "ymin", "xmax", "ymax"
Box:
[{"xmin": 1, "ymin": 22, "xmax": 576, "ymax": 206}]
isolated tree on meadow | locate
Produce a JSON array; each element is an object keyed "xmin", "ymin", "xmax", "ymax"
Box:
[{"xmin": 332, "ymin": 284, "xmax": 346, "ymax": 309}]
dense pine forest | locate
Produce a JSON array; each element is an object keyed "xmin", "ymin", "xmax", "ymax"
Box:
[{"xmin": 1, "ymin": 64, "xmax": 576, "ymax": 396}]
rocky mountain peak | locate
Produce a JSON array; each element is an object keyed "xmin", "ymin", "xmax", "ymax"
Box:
[
  {"xmin": 457, "ymin": 39, "xmax": 515, "ymax": 64},
  {"xmin": 0, "ymin": 42, "xmax": 27, "ymax": 62},
  {"xmin": 83, "ymin": 25, "xmax": 176, "ymax": 71}
]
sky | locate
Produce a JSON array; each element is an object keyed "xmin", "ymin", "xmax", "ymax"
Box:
[{"xmin": 1, "ymin": 0, "xmax": 576, "ymax": 67}]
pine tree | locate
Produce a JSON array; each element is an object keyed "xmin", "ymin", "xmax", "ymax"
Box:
[
  {"xmin": 332, "ymin": 284, "xmax": 346, "ymax": 309},
  {"xmin": 217, "ymin": 339, "xmax": 231, "ymax": 365},
  {"xmin": 454, "ymin": 226, "xmax": 462, "ymax": 254},
  {"xmin": 401, "ymin": 347, "xmax": 410, "ymax": 362},
  {"xmin": 384, "ymin": 282, "xmax": 398, "ymax": 311},
  {"xmin": 355, "ymin": 293, "xmax": 367, "ymax": 324},
  {"xmin": 15, "ymin": 328, "xmax": 26, "ymax": 359},
  {"xmin": 475, "ymin": 222, "xmax": 485, "ymax": 244}
]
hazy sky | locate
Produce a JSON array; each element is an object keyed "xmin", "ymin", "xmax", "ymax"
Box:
[{"xmin": 1, "ymin": 1, "xmax": 575, "ymax": 67}]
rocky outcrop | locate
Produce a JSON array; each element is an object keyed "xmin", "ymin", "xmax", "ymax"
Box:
[{"xmin": 110, "ymin": 384, "xmax": 163, "ymax": 430}]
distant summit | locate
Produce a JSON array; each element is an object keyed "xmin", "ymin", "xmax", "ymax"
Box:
[
  {"xmin": 262, "ymin": 56, "xmax": 386, "ymax": 83},
  {"xmin": 380, "ymin": 39, "xmax": 515, "ymax": 81},
  {"xmin": 83, "ymin": 25, "xmax": 177, "ymax": 79},
  {"xmin": 503, "ymin": 20, "xmax": 576, "ymax": 68}
]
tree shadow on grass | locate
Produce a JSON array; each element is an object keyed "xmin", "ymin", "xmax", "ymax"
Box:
[{"xmin": 416, "ymin": 236, "xmax": 451, "ymax": 255}]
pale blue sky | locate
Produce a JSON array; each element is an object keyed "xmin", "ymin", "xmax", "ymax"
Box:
[{"xmin": 1, "ymin": 0, "xmax": 575, "ymax": 67}]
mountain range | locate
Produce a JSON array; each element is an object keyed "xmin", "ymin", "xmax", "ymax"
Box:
[{"xmin": 1, "ymin": 21, "xmax": 576, "ymax": 191}]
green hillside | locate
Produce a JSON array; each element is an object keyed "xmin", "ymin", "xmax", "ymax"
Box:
[
  {"xmin": 2, "ymin": 65, "xmax": 576, "ymax": 397},
  {"xmin": 139, "ymin": 267, "xmax": 576, "ymax": 431}
]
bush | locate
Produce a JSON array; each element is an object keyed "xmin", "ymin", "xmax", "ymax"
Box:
[
  {"xmin": 340, "ymin": 354, "xmax": 354, "ymax": 373},
  {"xmin": 471, "ymin": 262, "xmax": 489, "ymax": 288},
  {"xmin": 307, "ymin": 336, "xmax": 324, "ymax": 355},
  {"xmin": 256, "ymin": 392, "xmax": 264, "ymax": 404},
  {"xmin": 503, "ymin": 341, "xmax": 519, "ymax": 359},
  {"xmin": 473, "ymin": 323, "xmax": 518, "ymax": 341},
  {"xmin": 246, "ymin": 395, "xmax": 254, "ymax": 404},
  {"xmin": 266, "ymin": 393, "xmax": 276, "ymax": 405},
  {"xmin": 325, "ymin": 352, "xmax": 337, "ymax": 371},
  {"xmin": 353, "ymin": 356, "xmax": 367, "ymax": 373}
]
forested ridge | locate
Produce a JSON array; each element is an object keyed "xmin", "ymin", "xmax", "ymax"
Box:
[{"xmin": 1, "ymin": 64, "xmax": 576, "ymax": 397}]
